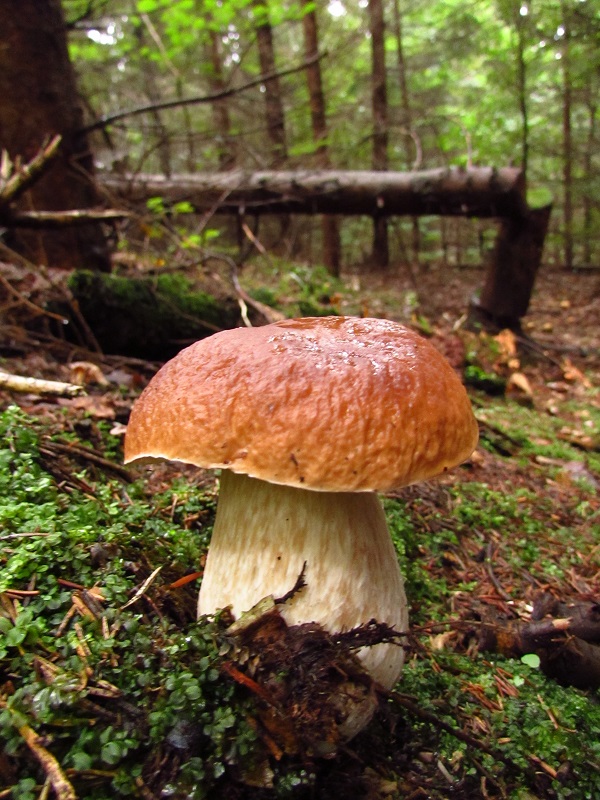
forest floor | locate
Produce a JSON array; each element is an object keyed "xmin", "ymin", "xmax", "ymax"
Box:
[{"xmin": 0, "ymin": 258, "xmax": 599, "ymax": 799}]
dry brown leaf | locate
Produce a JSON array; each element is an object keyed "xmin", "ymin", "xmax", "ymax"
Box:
[
  {"xmin": 61, "ymin": 395, "xmax": 116, "ymax": 419},
  {"xmin": 494, "ymin": 328, "xmax": 518, "ymax": 359},
  {"xmin": 507, "ymin": 372, "xmax": 533, "ymax": 397},
  {"xmin": 69, "ymin": 361, "xmax": 109, "ymax": 387},
  {"xmin": 562, "ymin": 358, "xmax": 592, "ymax": 388}
]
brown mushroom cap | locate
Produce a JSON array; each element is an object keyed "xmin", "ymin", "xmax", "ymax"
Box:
[{"xmin": 124, "ymin": 316, "xmax": 478, "ymax": 492}]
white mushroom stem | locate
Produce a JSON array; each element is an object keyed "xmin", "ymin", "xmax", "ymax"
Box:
[{"xmin": 198, "ymin": 470, "xmax": 408, "ymax": 689}]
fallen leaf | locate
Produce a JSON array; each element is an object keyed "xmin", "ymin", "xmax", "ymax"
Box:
[{"xmin": 69, "ymin": 362, "xmax": 109, "ymax": 387}]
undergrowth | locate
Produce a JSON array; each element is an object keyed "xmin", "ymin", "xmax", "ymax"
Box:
[{"xmin": 1, "ymin": 403, "xmax": 599, "ymax": 799}]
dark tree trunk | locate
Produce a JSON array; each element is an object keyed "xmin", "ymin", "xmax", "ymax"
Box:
[
  {"xmin": 472, "ymin": 203, "xmax": 552, "ymax": 329},
  {"xmin": 392, "ymin": 0, "xmax": 420, "ymax": 268},
  {"xmin": 368, "ymin": 0, "xmax": 389, "ymax": 268},
  {"xmin": 0, "ymin": 0, "xmax": 109, "ymax": 270},
  {"xmin": 582, "ymin": 81, "xmax": 596, "ymax": 266},
  {"xmin": 561, "ymin": 0, "xmax": 573, "ymax": 269},
  {"xmin": 134, "ymin": 21, "xmax": 172, "ymax": 177},
  {"xmin": 253, "ymin": 1, "xmax": 287, "ymax": 166},
  {"xmin": 207, "ymin": 29, "xmax": 237, "ymax": 170},
  {"xmin": 302, "ymin": 2, "xmax": 341, "ymax": 275}
]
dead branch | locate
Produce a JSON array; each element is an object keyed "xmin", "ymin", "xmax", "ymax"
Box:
[
  {"xmin": 81, "ymin": 50, "xmax": 326, "ymax": 134},
  {"xmin": 15, "ymin": 721, "xmax": 77, "ymax": 800},
  {"xmin": 478, "ymin": 601, "xmax": 600, "ymax": 689},
  {"xmin": 0, "ymin": 136, "xmax": 129, "ymax": 231},
  {"xmin": 0, "ymin": 271, "xmax": 68, "ymax": 322},
  {"xmin": 40, "ymin": 437, "xmax": 133, "ymax": 483},
  {"xmin": 0, "ymin": 135, "xmax": 62, "ymax": 205},
  {"xmin": 4, "ymin": 208, "xmax": 130, "ymax": 228},
  {"xmin": 0, "ymin": 370, "xmax": 84, "ymax": 397}
]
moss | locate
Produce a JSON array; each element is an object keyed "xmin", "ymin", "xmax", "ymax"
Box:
[{"xmin": 65, "ymin": 270, "xmax": 239, "ymax": 359}]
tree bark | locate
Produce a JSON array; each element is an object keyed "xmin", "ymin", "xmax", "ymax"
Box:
[
  {"xmin": 472, "ymin": 202, "xmax": 552, "ymax": 329},
  {"xmin": 207, "ymin": 29, "xmax": 237, "ymax": 170},
  {"xmin": 0, "ymin": 0, "xmax": 110, "ymax": 270},
  {"xmin": 253, "ymin": 1, "xmax": 287, "ymax": 166},
  {"xmin": 561, "ymin": 0, "xmax": 573, "ymax": 269},
  {"xmin": 103, "ymin": 167, "xmax": 528, "ymax": 218},
  {"xmin": 302, "ymin": 2, "xmax": 341, "ymax": 275},
  {"xmin": 391, "ymin": 0, "xmax": 420, "ymax": 268},
  {"xmin": 368, "ymin": 0, "xmax": 389, "ymax": 268},
  {"xmin": 582, "ymin": 80, "xmax": 596, "ymax": 266},
  {"xmin": 134, "ymin": 18, "xmax": 172, "ymax": 176}
]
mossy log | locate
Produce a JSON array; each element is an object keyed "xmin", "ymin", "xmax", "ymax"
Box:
[{"xmin": 64, "ymin": 270, "xmax": 244, "ymax": 359}]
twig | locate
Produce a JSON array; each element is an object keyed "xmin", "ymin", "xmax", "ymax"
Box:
[
  {"xmin": 389, "ymin": 690, "xmax": 520, "ymax": 769},
  {"xmin": 41, "ymin": 438, "xmax": 132, "ymax": 483},
  {"xmin": 80, "ymin": 51, "xmax": 326, "ymax": 134},
  {"xmin": 484, "ymin": 541, "xmax": 513, "ymax": 601},
  {"xmin": 0, "ymin": 135, "xmax": 62, "ymax": 205},
  {"xmin": 275, "ymin": 562, "xmax": 308, "ymax": 605},
  {"xmin": 0, "ymin": 370, "xmax": 84, "ymax": 397},
  {"xmin": 0, "ymin": 273, "xmax": 68, "ymax": 323},
  {"xmin": 120, "ymin": 566, "xmax": 163, "ymax": 610},
  {"xmin": 15, "ymin": 720, "xmax": 77, "ymax": 800},
  {"xmin": 4, "ymin": 208, "xmax": 130, "ymax": 229}
]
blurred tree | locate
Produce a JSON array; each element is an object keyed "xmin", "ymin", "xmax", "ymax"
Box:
[
  {"xmin": 253, "ymin": 0, "xmax": 287, "ymax": 166},
  {"xmin": 0, "ymin": 0, "xmax": 110, "ymax": 270},
  {"xmin": 302, "ymin": 1, "xmax": 340, "ymax": 275},
  {"xmin": 368, "ymin": 0, "xmax": 389, "ymax": 268}
]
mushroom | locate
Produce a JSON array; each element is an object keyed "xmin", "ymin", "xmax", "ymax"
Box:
[{"xmin": 124, "ymin": 316, "xmax": 478, "ymax": 690}]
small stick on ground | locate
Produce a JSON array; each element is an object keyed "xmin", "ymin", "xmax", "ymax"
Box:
[
  {"xmin": 16, "ymin": 721, "xmax": 77, "ymax": 800},
  {"xmin": 0, "ymin": 370, "xmax": 84, "ymax": 397}
]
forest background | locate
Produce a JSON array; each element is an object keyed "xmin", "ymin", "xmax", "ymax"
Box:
[
  {"xmin": 37, "ymin": 0, "xmax": 600, "ymax": 274},
  {"xmin": 0, "ymin": 3, "xmax": 599, "ymax": 799}
]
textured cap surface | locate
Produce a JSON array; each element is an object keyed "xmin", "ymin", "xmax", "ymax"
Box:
[{"xmin": 124, "ymin": 316, "xmax": 478, "ymax": 491}]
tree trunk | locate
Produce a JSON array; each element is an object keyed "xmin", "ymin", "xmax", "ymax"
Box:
[
  {"xmin": 105, "ymin": 166, "xmax": 548, "ymax": 328},
  {"xmin": 391, "ymin": 0, "xmax": 420, "ymax": 269},
  {"xmin": 134, "ymin": 21, "xmax": 172, "ymax": 177},
  {"xmin": 103, "ymin": 167, "xmax": 528, "ymax": 218},
  {"xmin": 472, "ymin": 203, "xmax": 552, "ymax": 329},
  {"xmin": 561, "ymin": 0, "xmax": 573, "ymax": 269},
  {"xmin": 368, "ymin": 0, "xmax": 389, "ymax": 268},
  {"xmin": 0, "ymin": 0, "xmax": 109, "ymax": 271},
  {"xmin": 253, "ymin": 0, "xmax": 287, "ymax": 166},
  {"xmin": 207, "ymin": 29, "xmax": 237, "ymax": 170},
  {"xmin": 302, "ymin": 2, "xmax": 341, "ymax": 276},
  {"xmin": 582, "ymin": 81, "xmax": 596, "ymax": 266}
]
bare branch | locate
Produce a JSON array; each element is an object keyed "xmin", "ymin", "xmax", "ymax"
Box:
[
  {"xmin": 0, "ymin": 370, "xmax": 85, "ymax": 397},
  {"xmin": 80, "ymin": 51, "xmax": 327, "ymax": 134},
  {"xmin": 0, "ymin": 135, "xmax": 62, "ymax": 205},
  {"xmin": 4, "ymin": 208, "xmax": 130, "ymax": 229}
]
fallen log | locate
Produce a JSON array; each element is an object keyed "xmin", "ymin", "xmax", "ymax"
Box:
[
  {"xmin": 103, "ymin": 166, "xmax": 549, "ymax": 329},
  {"xmin": 479, "ymin": 600, "xmax": 600, "ymax": 690},
  {"xmin": 102, "ymin": 166, "xmax": 528, "ymax": 219}
]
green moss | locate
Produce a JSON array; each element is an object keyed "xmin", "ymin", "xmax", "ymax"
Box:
[{"xmin": 65, "ymin": 270, "xmax": 237, "ymax": 358}]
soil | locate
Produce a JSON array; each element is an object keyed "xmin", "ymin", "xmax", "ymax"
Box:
[
  {"xmin": 0, "ymin": 259, "xmax": 599, "ymax": 799},
  {"xmin": 1, "ymin": 259, "xmax": 598, "ymax": 481}
]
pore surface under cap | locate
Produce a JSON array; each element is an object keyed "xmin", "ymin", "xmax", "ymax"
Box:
[{"xmin": 124, "ymin": 316, "xmax": 478, "ymax": 491}]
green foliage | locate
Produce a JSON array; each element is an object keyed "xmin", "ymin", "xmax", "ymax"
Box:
[
  {"xmin": 1, "ymin": 393, "xmax": 599, "ymax": 797},
  {"xmin": 63, "ymin": 0, "xmax": 600, "ymax": 263},
  {"xmin": 400, "ymin": 651, "xmax": 600, "ymax": 798},
  {"xmin": 0, "ymin": 406, "xmax": 258, "ymax": 799},
  {"xmin": 245, "ymin": 263, "xmax": 347, "ymax": 318}
]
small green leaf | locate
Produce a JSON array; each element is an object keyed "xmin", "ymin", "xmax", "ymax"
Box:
[{"xmin": 521, "ymin": 653, "xmax": 541, "ymax": 669}]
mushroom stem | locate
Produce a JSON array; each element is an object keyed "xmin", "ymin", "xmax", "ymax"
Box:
[{"xmin": 198, "ymin": 470, "xmax": 408, "ymax": 688}]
